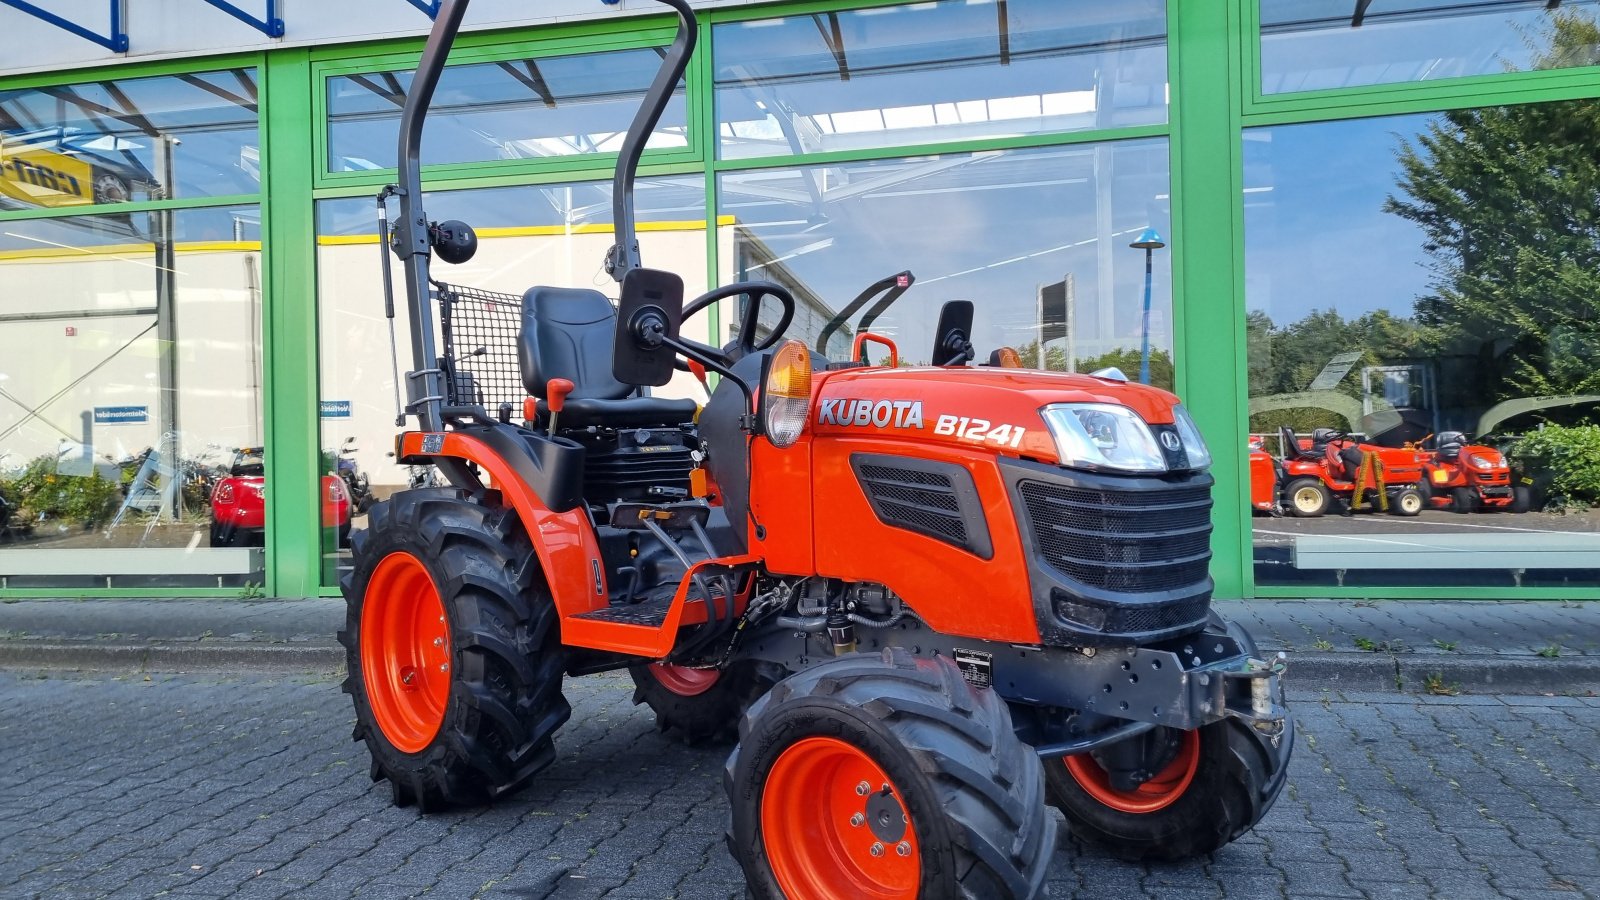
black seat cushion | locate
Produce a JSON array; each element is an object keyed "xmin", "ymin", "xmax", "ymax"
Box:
[
  {"xmin": 519, "ymin": 285, "xmax": 696, "ymax": 428},
  {"xmin": 534, "ymin": 396, "xmax": 699, "ymax": 429}
]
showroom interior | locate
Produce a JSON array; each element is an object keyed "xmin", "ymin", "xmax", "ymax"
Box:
[{"xmin": 0, "ymin": 0, "xmax": 1597, "ymax": 600}]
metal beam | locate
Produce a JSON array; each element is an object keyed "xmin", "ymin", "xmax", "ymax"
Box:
[
  {"xmin": 813, "ymin": 12, "xmax": 850, "ymax": 81},
  {"xmin": 0, "ymin": 0, "xmax": 127, "ymax": 52},
  {"xmin": 1351, "ymin": 0, "xmax": 1375, "ymax": 27},
  {"xmin": 200, "ymin": 0, "xmax": 284, "ymax": 37},
  {"xmin": 177, "ymin": 73, "xmax": 259, "ymax": 114},
  {"xmin": 0, "ymin": 307, "xmax": 158, "ymax": 324},
  {"xmin": 406, "ymin": 0, "xmax": 441, "ymax": 18}
]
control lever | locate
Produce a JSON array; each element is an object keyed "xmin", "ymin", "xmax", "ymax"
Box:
[{"xmin": 545, "ymin": 378, "xmax": 574, "ymax": 435}]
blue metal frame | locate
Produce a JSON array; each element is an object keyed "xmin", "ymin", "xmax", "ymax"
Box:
[
  {"xmin": 201, "ymin": 0, "xmax": 285, "ymax": 37},
  {"xmin": 0, "ymin": 0, "xmax": 128, "ymax": 52},
  {"xmin": 406, "ymin": 0, "xmax": 442, "ymax": 18}
]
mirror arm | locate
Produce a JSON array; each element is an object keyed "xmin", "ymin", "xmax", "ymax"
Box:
[{"xmin": 658, "ymin": 334, "xmax": 759, "ymax": 432}]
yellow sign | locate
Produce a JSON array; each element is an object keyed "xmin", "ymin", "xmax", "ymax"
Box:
[{"xmin": 0, "ymin": 140, "xmax": 97, "ymax": 209}]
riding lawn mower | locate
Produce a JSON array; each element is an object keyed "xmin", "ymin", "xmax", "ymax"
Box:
[{"xmin": 338, "ymin": 2, "xmax": 1293, "ymax": 896}]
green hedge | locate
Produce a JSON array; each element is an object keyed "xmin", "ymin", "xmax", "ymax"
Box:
[{"xmin": 1508, "ymin": 424, "xmax": 1600, "ymax": 508}]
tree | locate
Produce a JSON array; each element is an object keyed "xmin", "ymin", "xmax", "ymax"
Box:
[{"xmin": 1384, "ymin": 11, "xmax": 1600, "ymax": 402}]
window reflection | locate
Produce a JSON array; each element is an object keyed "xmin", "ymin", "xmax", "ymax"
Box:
[
  {"xmin": 0, "ymin": 69, "xmax": 260, "ymax": 210},
  {"xmin": 716, "ymin": 0, "xmax": 1167, "ymax": 160},
  {"xmin": 1260, "ymin": 1, "xmax": 1600, "ymax": 93},
  {"xmin": 315, "ymin": 178, "xmax": 708, "ymax": 585},
  {"xmin": 720, "ymin": 141, "xmax": 1173, "ymax": 384},
  {"xmin": 326, "ymin": 48, "xmax": 687, "ymax": 173},
  {"xmin": 1244, "ymin": 104, "xmax": 1600, "ymax": 587},
  {"xmin": 0, "ymin": 206, "xmax": 266, "ymax": 588}
]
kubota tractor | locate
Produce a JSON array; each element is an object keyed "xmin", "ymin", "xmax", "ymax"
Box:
[
  {"xmin": 339, "ymin": 2, "xmax": 1292, "ymax": 896},
  {"xmin": 1265, "ymin": 426, "xmax": 1426, "ymax": 518},
  {"xmin": 1419, "ymin": 431, "xmax": 1531, "ymax": 513}
]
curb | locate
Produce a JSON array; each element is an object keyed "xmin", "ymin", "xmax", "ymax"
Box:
[
  {"xmin": 0, "ymin": 642, "xmax": 344, "ymax": 675},
  {"xmin": 3, "ymin": 641, "xmax": 1597, "ymax": 695},
  {"xmin": 1281, "ymin": 651, "xmax": 1600, "ymax": 696}
]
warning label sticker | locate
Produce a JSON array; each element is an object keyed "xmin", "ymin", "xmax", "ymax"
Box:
[{"xmin": 953, "ymin": 648, "xmax": 993, "ymax": 690}]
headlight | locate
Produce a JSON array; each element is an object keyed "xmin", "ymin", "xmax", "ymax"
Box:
[
  {"xmin": 763, "ymin": 340, "xmax": 812, "ymax": 448},
  {"xmin": 1041, "ymin": 403, "xmax": 1167, "ymax": 473},
  {"xmin": 1171, "ymin": 404, "xmax": 1212, "ymax": 470},
  {"xmin": 1469, "ymin": 453, "xmax": 1499, "ymax": 471}
]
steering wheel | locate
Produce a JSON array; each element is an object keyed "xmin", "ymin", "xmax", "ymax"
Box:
[{"xmin": 676, "ymin": 280, "xmax": 796, "ymax": 369}]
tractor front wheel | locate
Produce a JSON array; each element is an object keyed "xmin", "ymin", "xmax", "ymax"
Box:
[
  {"xmin": 339, "ymin": 487, "xmax": 570, "ymax": 810},
  {"xmin": 628, "ymin": 660, "xmax": 774, "ymax": 745},
  {"xmin": 1284, "ymin": 477, "xmax": 1331, "ymax": 517},
  {"xmin": 727, "ymin": 649, "xmax": 1054, "ymax": 900},
  {"xmin": 1451, "ymin": 486, "xmax": 1479, "ymax": 513},
  {"xmin": 1389, "ymin": 486, "xmax": 1424, "ymax": 517},
  {"xmin": 1511, "ymin": 484, "xmax": 1533, "ymax": 513}
]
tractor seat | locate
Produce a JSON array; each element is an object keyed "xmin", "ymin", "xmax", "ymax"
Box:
[
  {"xmin": 1436, "ymin": 431, "xmax": 1466, "ymax": 461},
  {"xmin": 519, "ymin": 285, "xmax": 696, "ymax": 428},
  {"xmin": 1279, "ymin": 425, "xmax": 1314, "ymax": 461}
]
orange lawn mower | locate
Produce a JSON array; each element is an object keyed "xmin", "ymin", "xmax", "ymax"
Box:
[
  {"xmin": 1419, "ymin": 431, "xmax": 1531, "ymax": 513},
  {"xmin": 1262, "ymin": 427, "xmax": 1426, "ymax": 518},
  {"xmin": 338, "ymin": 2, "xmax": 1292, "ymax": 897}
]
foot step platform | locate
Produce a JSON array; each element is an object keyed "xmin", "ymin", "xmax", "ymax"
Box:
[{"xmin": 571, "ymin": 598, "xmax": 674, "ymax": 628}]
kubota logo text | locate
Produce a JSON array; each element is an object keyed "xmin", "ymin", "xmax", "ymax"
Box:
[{"xmin": 817, "ymin": 398, "xmax": 925, "ymax": 429}]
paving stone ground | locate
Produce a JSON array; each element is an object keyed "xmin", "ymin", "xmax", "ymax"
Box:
[{"xmin": 0, "ymin": 672, "xmax": 1597, "ymax": 900}]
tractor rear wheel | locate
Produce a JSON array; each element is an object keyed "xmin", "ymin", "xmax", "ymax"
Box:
[
  {"xmin": 628, "ymin": 661, "xmax": 773, "ymax": 745},
  {"xmin": 727, "ymin": 649, "xmax": 1054, "ymax": 900},
  {"xmin": 1511, "ymin": 484, "xmax": 1533, "ymax": 513},
  {"xmin": 1284, "ymin": 477, "xmax": 1330, "ymax": 517},
  {"xmin": 339, "ymin": 487, "xmax": 570, "ymax": 810},
  {"xmin": 1046, "ymin": 615, "xmax": 1292, "ymax": 861}
]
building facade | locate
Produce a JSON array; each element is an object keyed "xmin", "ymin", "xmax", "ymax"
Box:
[{"xmin": 1, "ymin": 0, "xmax": 1597, "ymax": 600}]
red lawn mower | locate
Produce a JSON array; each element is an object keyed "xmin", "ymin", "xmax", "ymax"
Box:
[
  {"xmin": 1259, "ymin": 427, "xmax": 1426, "ymax": 518},
  {"xmin": 1420, "ymin": 431, "xmax": 1530, "ymax": 513}
]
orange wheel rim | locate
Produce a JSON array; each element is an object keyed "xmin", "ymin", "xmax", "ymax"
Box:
[
  {"xmin": 648, "ymin": 663, "xmax": 720, "ymax": 697},
  {"xmin": 360, "ymin": 552, "xmax": 452, "ymax": 754},
  {"xmin": 761, "ymin": 737, "xmax": 919, "ymax": 900},
  {"xmin": 1064, "ymin": 729, "xmax": 1200, "ymax": 814}
]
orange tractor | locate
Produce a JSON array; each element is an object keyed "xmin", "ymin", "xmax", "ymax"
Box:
[
  {"xmin": 340, "ymin": 2, "xmax": 1292, "ymax": 896},
  {"xmin": 1256, "ymin": 427, "xmax": 1426, "ymax": 518},
  {"xmin": 1419, "ymin": 431, "xmax": 1531, "ymax": 513}
]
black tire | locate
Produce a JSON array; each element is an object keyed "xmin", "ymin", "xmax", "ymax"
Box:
[
  {"xmin": 1389, "ymin": 487, "xmax": 1424, "ymax": 517},
  {"xmin": 1046, "ymin": 613, "xmax": 1293, "ymax": 862},
  {"xmin": 727, "ymin": 649, "xmax": 1054, "ymax": 900},
  {"xmin": 1451, "ymin": 486, "xmax": 1478, "ymax": 513},
  {"xmin": 1510, "ymin": 484, "xmax": 1532, "ymax": 514},
  {"xmin": 209, "ymin": 522, "xmax": 235, "ymax": 548},
  {"xmin": 339, "ymin": 487, "xmax": 570, "ymax": 811},
  {"xmin": 628, "ymin": 661, "xmax": 774, "ymax": 745},
  {"xmin": 1284, "ymin": 477, "xmax": 1331, "ymax": 517}
]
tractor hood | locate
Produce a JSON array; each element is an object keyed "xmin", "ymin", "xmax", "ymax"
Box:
[{"xmin": 810, "ymin": 366, "xmax": 1198, "ymax": 470}]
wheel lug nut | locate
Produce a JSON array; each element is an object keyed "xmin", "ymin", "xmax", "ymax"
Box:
[
  {"xmin": 433, "ymin": 637, "xmax": 444, "ymax": 647},
  {"xmin": 870, "ymin": 842, "xmax": 884, "ymax": 857},
  {"xmin": 849, "ymin": 813, "xmax": 864, "ymax": 827},
  {"xmin": 896, "ymin": 841, "xmax": 911, "ymax": 857},
  {"xmin": 855, "ymin": 781, "xmax": 869, "ymax": 796},
  {"xmin": 439, "ymin": 663, "xmax": 449, "ymax": 672}
]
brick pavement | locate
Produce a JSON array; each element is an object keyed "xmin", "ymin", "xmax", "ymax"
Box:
[{"xmin": 1, "ymin": 672, "xmax": 1597, "ymax": 899}]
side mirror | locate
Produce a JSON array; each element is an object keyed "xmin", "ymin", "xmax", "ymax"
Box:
[
  {"xmin": 432, "ymin": 220, "xmax": 478, "ymax": 265},
  {"xmin": 932, "ymin": 300, "xmax": 975, "ymax": 366},
  {"xmin": 613, "ymin": 267, "xmax": 684, "ymax": 387}
]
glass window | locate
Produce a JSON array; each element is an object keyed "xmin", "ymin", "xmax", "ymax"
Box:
[
  {"xmin": 1244, "ymin": 103, "xmax": 1600, "ymax": 588},
  {"xmin": 715, "ymin": 0, "xmax": 1167, "ymax": 160},
  {"xmin": 0, "ymin": 68, "xmax": 260, "ymax": 210},
  {"xmin": 315, "ymin": 177, "xmax": 708, "ymax": 584},
  {"xmin": 326, "ymin": 47, "xmax": 688, "ymax": 174},
  {"xmin": 719, "ymin": 141, "xmax": 1173, "ymax": 384},
  {"xmin": 1260, "ymin": 1, "xmax": 1600, "ymax": 94},
  {"xmin": 0, "ymin": 205, "xmax": 267, "ymax": 588}
]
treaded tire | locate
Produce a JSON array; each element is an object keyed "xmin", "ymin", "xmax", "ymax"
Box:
[
  {"xmin": 1046, "ymin": 613, "xmax": 1293, "ymax": 861},
  {"xmin": 1451, "ymin": 486, "xmax": 1478, "ymax": 513},
  {"xmin": 1284, "ymin": 477, "xmax": 1330, "ymax": 517},
  {"xmin": 1510, "ymin": 484, "xmax": 1532, "ymax": 513},
  {"xmin": 628, "ymin": 661, "xmax": 774, "ymax": 745},
  {"xmin": 726, "ymin": 648, "xmax": 1055, "ymax": 900},
  {"xmin": 339, "ymin": 487, "xmax": 570, "ymax": 811}
]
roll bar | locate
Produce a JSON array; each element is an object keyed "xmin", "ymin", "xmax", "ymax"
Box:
[{"xmin": 384, "ymin": 0, "xmax": 697, "ymax": 432}]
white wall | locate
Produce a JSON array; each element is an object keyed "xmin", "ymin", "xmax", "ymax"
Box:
[{"xmin": 0, "ymin": 0, "xmax": 769, "ymax": 78}]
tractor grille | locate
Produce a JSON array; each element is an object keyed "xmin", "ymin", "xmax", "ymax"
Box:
[
  {"xmin": 1018, "ymin": 481, "xmax": 1213, "ymax": 594},
  {"xmin": 858, "ymin": 463, "xmax": 966, "ymax": 545},
  {"xmin": 436, "ymin": 282, "xmax": 524, "ymax": 413}
]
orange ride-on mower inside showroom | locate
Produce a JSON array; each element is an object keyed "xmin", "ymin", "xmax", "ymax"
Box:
[
  {"xmin": 338, "ymin": 2, "xmax": 1292, "ymax": 896},
  {"xmin": 1421, "ymin": 431, "xmax": 1531, "ymax": 513},
  {"xmin": 1270, "ymin": 426, "xmax": 1425, "ymax": 518}
]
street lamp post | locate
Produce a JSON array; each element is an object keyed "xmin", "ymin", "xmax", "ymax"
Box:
[{"xmin": 1130, "ymin": 227, "xmax": 1166, "ymax": 385}]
